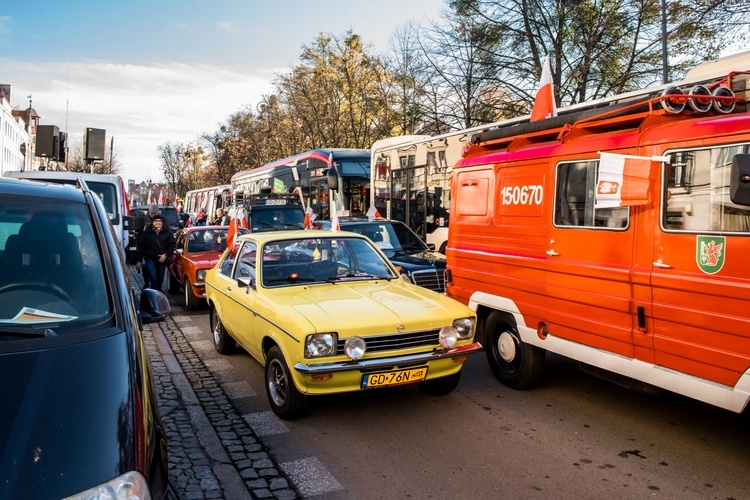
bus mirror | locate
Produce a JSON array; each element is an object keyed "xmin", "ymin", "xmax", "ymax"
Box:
[
  {"xmin": 730, "ymin": 154, "xmax": 750, "ymax": 206},
  {"xmin": 327, "ymin": 166, "xmax": 339, "ymax": 191}
]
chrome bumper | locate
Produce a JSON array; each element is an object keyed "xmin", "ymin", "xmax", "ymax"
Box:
[{"xmin": 294, "ymin": 342, "xmax": 483, "ymax": 375}]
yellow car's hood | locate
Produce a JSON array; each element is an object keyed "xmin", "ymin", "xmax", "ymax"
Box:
[{"xmin": 268, "ymin": 281, "xmax": 470, "ymax": 335}]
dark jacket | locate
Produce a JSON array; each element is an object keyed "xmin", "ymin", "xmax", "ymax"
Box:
[{"xmin": 136, "ymin": 217, "xmax": 175, "ymax": 261}]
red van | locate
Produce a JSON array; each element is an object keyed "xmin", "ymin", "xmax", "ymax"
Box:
[{"xmin": 448, "ymin": 53, "xmax": 750, "ymax": 412}]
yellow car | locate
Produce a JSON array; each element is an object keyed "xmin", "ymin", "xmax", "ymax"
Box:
[{"xmin": 205, "ymin": 230, "xmax": 482, "ymax": 419}]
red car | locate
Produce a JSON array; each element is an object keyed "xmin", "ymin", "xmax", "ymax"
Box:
[{"xmin": 168, "ymin": 225, "xmax": 247, "ymax": 310}]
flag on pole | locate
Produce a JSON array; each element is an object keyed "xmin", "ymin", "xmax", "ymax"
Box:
[
  {"xmin": 329, "ymin": 191, "xmax": 340, "ymax": 232},
  {"xmin": 226, "ymin": 206, "xmax": 247, "ymax": 250},
  {"xmin": 366, "ymin": 203, "xmax": 381, "ymax": 221},
  {"xmin": 595, "ymin": 152, "xmax": 668, "ymax": 208},
  {"xmin": 157, "ymin": 190, "xmax": 164, "ymax": 205},
  {"xmin": 530, "ymin": 54, "xmax": 557, "ymax": 122},
  {"xmin": 305, "ymin": 205, "xmax": 316, "ymax": 229}
]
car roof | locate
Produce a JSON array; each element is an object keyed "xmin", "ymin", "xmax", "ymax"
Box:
[
  {"xmin": 320, "ymin": 218, "xmax": 402, "ymax": 226},
  {"xmin": 237, "ymin": 229, "xmax": 367, "ymax": 244},
  {"xmin": 0, "ymin": 176, "xmax": 86, "ymax": 203}
]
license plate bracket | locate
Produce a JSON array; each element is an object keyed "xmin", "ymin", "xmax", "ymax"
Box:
[{"xmin": 361, "ymin": 367, "xmax": 428, "ymax": 389}]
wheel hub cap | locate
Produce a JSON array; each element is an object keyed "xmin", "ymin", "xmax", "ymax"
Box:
[{"xmin": 498, "ymin": 331, "xmax": 517, "ymax": 362}]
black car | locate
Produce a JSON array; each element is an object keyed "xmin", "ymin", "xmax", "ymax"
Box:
[
  {"xmin": 314, "ymin": 218, "xmax": 447, "ymax": 293},
  {"xmin": 0, "ymin": 177, "xmax": 172, "ymax": 499}
]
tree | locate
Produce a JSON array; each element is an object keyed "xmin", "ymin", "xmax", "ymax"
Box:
[
  {"xmin": 449, "ymin": 0, "xmax": 750, "ymax": 113},
  {"xmin": 158, "ymin": 141, "xmax": 197, "ymax": 200}
]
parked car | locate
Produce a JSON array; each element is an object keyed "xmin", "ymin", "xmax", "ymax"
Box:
[
  {"xmin": 205, "ymin": 230, "xmax": 482, "ymax": 419},
  {"xmin": 314, "ymin": 218, "xmax": 447, "ymax": 293},
  {"xmin": 0, "ymin": 177, "xmax": 172, "ymax": 499},
  {"xmin": 168, "ymin": 225, "xmax": 248, "ymax": 310}
]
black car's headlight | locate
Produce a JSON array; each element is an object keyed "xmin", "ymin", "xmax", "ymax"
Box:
[
  {"xmin": 305, "ymin": 332, "xmax": 337, "ymax": 358},
  {"xmin": 63, "ymin": 471, "xmax": 148, "ymax": 499},
  {"xmin": 453, "ymin": 318, "xmax": 474, "ymax": 339}
]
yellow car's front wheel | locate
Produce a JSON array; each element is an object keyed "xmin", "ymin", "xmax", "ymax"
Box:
[{"xmin": 265, "ymin": 346, "xmax": 311, "ymax": 420}]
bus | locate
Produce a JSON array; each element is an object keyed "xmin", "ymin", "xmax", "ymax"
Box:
[
  {"xmin": 231, "ymin": 149, "xmax": 370, "ymax": 220},
  {"xmin": 370, "ymin": 134, "xmax": 466, "ymax": 254},
  {"xmin": 184, "ymin": 184, "xmax": 232, "ymax": 219}
]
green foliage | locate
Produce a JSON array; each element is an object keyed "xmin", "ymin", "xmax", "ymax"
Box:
[{"xmin": 158, "ymin": 1, "xmax": 748, "ymax": 194}]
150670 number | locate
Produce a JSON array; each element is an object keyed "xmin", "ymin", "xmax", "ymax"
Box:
[{"xmin": 501, "ymin": 185, "xmax": 544, "ymax": 205}]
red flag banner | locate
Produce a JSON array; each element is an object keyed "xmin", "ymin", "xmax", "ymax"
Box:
[
  {"xmin": 595, "ymin": 152, "xmax": 668, "ymax": 208},
  {"xmin": 530, "ymin": 55, "xmax": 557, "ymax": 122}
]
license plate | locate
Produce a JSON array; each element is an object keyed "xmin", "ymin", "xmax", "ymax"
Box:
[
  {"xmin": 264, "ymin": 199, "xmax": 286, "ymax": 205},
  {"xmin": 361, "ymin": 367, "xmax": 427, "ymax": 389}
]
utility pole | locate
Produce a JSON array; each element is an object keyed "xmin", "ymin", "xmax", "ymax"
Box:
[{"xmin": 661, "ymin": 0, "xmax": 669, "ymax": 84}]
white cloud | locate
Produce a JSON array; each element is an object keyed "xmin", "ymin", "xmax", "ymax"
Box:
[{"xmin": 3, "ymin": 58, "xmax": 275, "ymax": 182}]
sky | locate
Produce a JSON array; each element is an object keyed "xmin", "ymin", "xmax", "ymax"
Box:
[{"xmin": 1, "ymin": 0, "xmax": 446, "ymax": 183}]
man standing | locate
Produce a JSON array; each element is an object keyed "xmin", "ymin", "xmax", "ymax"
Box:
[
  {"xmin": 136, "ymin": 215, "xmax": 175, "ymax": 292},
  {"xmin": 135, "ymin": 204, "xmax": 161, "ymax": 288}
]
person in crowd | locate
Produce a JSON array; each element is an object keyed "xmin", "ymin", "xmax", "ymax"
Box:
[
  {"xmin": 195, "ymin": 207, "xmax": 207, "ymax": 226},
  {"xmin": 211, "ymin": 207, "xmax": 229, "ymax": 225},
  {"xmin": 136, "ymin": 215, "xmax": 175, "ymax": 292},
  {"xmin": 135, "ymin": 204, "xmax": 162, "ymax": 288}
]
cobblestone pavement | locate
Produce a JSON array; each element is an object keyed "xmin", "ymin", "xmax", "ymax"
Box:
[{"xmin": 131, "ymin": 266, "xmax": 299, "ymax": 499}]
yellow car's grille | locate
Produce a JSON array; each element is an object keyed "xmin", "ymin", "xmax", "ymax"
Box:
[{"xmin": 337, "ymin": 329, "xmax": 441, "ymax": 355}]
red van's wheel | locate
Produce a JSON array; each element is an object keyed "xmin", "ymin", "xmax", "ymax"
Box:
[{"xmin": 485, "ymin": 313, "xmax": 545, "ymax": 389}]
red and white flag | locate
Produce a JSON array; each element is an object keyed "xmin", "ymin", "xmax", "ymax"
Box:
[
  {"xmin": 304, "ymin": 205, "xmax": 316, "ymax": 229},
  {"xmin": 329, "ymin": 191, "xmax": 340, "ymax": 232},
  {"xmin": 530, "ymin": 54, "xmax": 557, "ymax": 122},
  {"xmin": 226, "ymin": 207, "xmax": 247, "ymax": 250},
  {"xmin": 157, "ymin": 190, "xmax": 164, "ymax": 205},
  {"xmin": 366, "ymin": 203, "xmax": 381, "ymax": 221},
  {"xmin": 595, "ymin": 152, "xmax": 668, "ymax": 208}
]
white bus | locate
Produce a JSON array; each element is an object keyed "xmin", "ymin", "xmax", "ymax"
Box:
[
  {"xmin": 184, "ymin": 184, "xmax": 232, "ymax": 219},
  {"xmin": 370, "ymin": 134, "xmax": 466, "ymax": 254}
]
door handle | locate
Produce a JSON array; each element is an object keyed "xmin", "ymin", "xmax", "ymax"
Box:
[
  {"xmin": 226, "ymin": 286, "xmax": 232, "ymax": 292},
  {"xmin": 546, "ymin": 249, "xmax": 559, "ymax": 256},
  {"xmin": 653, "ymin": 260, "xmax": 672, "ymax": 269}
]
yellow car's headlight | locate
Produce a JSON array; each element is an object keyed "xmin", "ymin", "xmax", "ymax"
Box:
[
  {"xmin": 305, "ymin": 333, "xmax": 337, "ymax": 358},
  {"xmin": 453, "ymin": 318, "xmax": 474, "ymax": 339},
  {"xmin": 344, "ymin": 336, "xmax": 366, "ymax": 360}
]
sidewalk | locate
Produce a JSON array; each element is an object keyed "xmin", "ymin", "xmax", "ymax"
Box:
[{"xmin": 130, "ymin": 265, "xmax": 298, "ymax": 499}]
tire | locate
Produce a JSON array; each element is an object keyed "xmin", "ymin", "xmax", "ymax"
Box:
[
  {"xmin": 211, "ymin": 308, "xmax": 235, "ymax": 354},
  {"xmin": 184, "ymin": 279, "xmax": 200, "ymax": 311},
  {"xmin": 418, "ymin": 370, "xmax": 461, "ymax": 396},
  {"xmin": 168, "ymin": 272, "xmax": 180, "ymax": 294},
  {"xmin": 485, "ymin": 313, "xmax": 545, "ymax": 389},
  {"xmin": 265, "ymin": 346, "xmax": 311, "ymax": 419},
  {"xmin": 439, "ymin": 241, "xmax": 448, "ymax": 255}
]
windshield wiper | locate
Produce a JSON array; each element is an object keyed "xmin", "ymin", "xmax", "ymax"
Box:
[
  {"xmin": 327, "ymin": 272, "xmax": 394, "ymax": 283},
  {"xmin": 0, "ymin": 326, "xmax": 58, "ymax": 338}
]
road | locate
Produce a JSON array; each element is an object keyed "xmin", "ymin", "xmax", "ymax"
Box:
[{"xmin": 182, "ymin": 307, "xmax": 750, "ymax": 499}]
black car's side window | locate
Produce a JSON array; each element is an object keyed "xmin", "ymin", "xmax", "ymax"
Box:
[{"xmin": 218, "ymin": 244, "xmax": 241, "ymax": 277}]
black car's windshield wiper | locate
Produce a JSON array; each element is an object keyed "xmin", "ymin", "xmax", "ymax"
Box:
[{"xmin": 0, "ymin": 326, "xmax": 58, "ymax": 338}]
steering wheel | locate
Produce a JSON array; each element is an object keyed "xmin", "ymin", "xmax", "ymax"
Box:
[{"xmin": 0, "ymin": 281, "xmax": 74, "ymax": 303}]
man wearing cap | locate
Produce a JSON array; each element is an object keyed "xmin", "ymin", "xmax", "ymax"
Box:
[{"xmin": 135, "ymin": 204, "xmax": 161, "ymax": 288}]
